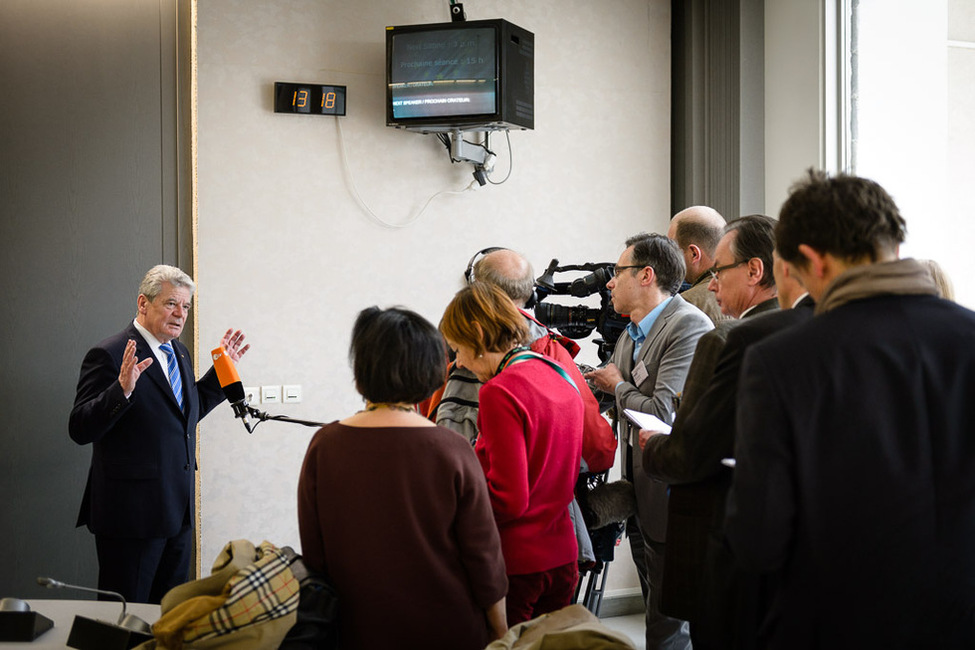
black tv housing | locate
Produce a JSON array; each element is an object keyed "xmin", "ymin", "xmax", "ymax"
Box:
[{"xmin": 385, "ymin": 18, "xmax": 534, "ymax": 133}]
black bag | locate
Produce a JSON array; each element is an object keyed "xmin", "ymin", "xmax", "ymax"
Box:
[{"xmin": 278, "ymin": 548, "xmax": 339, "ymax": 650}]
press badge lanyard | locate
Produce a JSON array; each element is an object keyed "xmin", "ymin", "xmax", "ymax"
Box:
[{"xmin": 495, "ymin": 346, "xmax": 579, "ymax": 393}]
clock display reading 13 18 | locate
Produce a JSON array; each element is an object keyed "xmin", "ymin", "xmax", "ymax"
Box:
[{"xmin": 274, "ymin": 82, "xmax": 347, "ymax": 116}]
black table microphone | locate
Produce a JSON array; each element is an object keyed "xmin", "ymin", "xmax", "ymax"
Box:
[
  {"xmin": 36, "ymin": 577, "xmax": 153, "ymax": 650},
  {"xmin": 0, "ymin": 597, "xmax": 54, "ymax": 642}
]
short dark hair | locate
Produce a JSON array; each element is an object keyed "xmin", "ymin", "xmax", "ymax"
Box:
[
  {"xmin": 350, "ymin": 307, "xmax": 447, "ymax": 404},
  {"xmin": 673, "ymin": 219, "xmax": 723, "ymax": 257},
  {"xmin": 625, "ymin": 233, "xmax": 686, "ymax": 296},
  {"xmin": 777, "ymin": 169, "xmax": 907, "ymax": 266},
  {"xmin": 725, "ymin": 214, "xmax": 777, "ymax": 289}
]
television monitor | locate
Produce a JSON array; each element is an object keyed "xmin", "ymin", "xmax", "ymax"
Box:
[{"xmin": 385, "ymin": 19, "xmax": 534, "ymax": 132}]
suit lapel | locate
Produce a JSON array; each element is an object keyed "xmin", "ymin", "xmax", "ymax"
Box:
[
  {"xmin": 638, "ymin": 294, "xmax": 682, "ymax": 364},
  {"xmin": 616, "ymin": 332, "xmax": 636, "ymax": 376},
  {"xmin": 745, "ymin": 297, "xmax": 780, "ymax": 319},
  {"xmin": 128, "ymin": 323, "xmax": 187, "ymax": 417}
]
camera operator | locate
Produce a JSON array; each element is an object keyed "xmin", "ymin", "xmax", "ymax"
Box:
[{"xmin": 430, "ymin": 247, "xmax": 616, "ymax": 473}]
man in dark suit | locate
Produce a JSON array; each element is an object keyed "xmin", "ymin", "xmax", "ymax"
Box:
[
  {"xmin": 639, "ymin": 215, "xmax": 779, "ymax": 645},
  {"xmin": 69, "ymin": 264, "xmax": 249, "ymax": 604},
  {"xmin": 586, "ymin": 233, "xmax": 712, "ymax": 650},
  {"xmin": 642, "ymin": 243, "xmax": 811, "ymax": 648},
  {"xmin": 726, "ymin": 170, "xmax": 975, "ymax": 647}
]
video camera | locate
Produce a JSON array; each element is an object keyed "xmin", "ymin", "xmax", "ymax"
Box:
[{"xmin": 533, "ymin": 259, "xmax": 628, "ymax": 363}]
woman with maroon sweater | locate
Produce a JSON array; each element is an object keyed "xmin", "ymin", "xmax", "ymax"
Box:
[
  {"xmin": 441, "ymin": 282, "xmax": 584, "ymax": 625},
  {"xmin": 297, "ymin": 307, "xmax": 508, "ymax": 649}
]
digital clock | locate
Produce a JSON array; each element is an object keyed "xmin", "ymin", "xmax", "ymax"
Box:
[{"xmin": 274, "ymin": 82, "xmax": 347, "ymax": 116}]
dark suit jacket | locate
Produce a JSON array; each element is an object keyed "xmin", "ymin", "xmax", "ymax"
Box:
[
  {"xmin": 69, "ymin": 322, "xmax": 224, "ymax": 539},
  {"xmin": 642, "ymin": 297, "xmax": 789, "ymax": 625},
  {"xmin": 645, "ymin": 297, "xmax": 799, "ymax": 484},
  {"xmin": 611, "ymin": 293, "xmax": 713, "ymax": 542},
  {"xmin": 727, "ymin": 294, "xmax": 975, "ymax": 647}
]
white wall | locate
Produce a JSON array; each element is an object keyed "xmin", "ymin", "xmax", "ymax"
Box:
[{"xmin": 194, "ymin": 0, "xmax": 670, "ymax": 595}]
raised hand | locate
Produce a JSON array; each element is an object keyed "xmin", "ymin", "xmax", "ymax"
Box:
[
  {"xmin": 220, "ymin": 329, "xmax": 250, "ymax": 363},
  {"xmin": 118, "ymin": 338, "xmax": 153, "ymax": 396}
]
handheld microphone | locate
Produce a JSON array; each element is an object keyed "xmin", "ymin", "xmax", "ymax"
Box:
[{"xmin": 212, "ymin": 346, "xmax": 253, "ymax": 432}]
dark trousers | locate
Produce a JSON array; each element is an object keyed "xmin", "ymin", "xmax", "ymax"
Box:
[
  {"xmin": 95, "ymin": 524, "xmax": 192, "ymax": 604},
  {"xmin": 628, "ymin": 518, "xmax": 693, "ymax": 650},
  {"xmin": 624, "ymin": 443, "xmax": 692, "ymax": 650},
  {"xmin": 505, "ymin": 561, "xmax": 579, "ymax": 625}
]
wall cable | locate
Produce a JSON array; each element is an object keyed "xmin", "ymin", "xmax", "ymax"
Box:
[{"xmin": 336, "ymin": 118, "xmax": 477, "ymax": 229}]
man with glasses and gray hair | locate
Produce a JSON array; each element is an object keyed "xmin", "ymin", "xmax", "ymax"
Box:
[
  {"xmin": 639, "ymin": 215, "xmax": 780, "ymax": 647},
  {"xmin": 705, "ymin": 215, "xmax": 779, "ymax": 319},
  {"xmin": 586, "ymin": 233, "xmax": 712, "ymax": 650}
]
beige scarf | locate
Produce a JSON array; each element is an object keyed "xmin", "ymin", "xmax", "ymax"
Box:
[{"xmin": 816, "ymin": 258, "xmax": 939, "ymax": 315}]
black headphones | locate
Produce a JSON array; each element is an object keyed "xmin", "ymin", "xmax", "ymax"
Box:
[
  {"xmin": 463, "ymin": 246, "xmax": 539, "ymax": 309},
  {"xmin": 464, "ymin": 246, "xmax": 507, "ymax": 284}
]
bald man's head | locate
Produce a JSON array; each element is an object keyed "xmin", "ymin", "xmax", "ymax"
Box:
[
  {"xmin": 471, "ymin": 249, "xmax": 535, "ymax": 307},
  {"xmin": 668, "ymin": 206, "xmax": 726, "ymax": 282}
]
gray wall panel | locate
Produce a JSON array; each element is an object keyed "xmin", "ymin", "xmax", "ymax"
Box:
[{"xmin": 0, "ymin": 0, "xmax": 183, "ymax": 598}]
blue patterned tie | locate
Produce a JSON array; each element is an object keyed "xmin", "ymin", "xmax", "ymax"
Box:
[{"xmin": 160, "ymin": 342, "xmax": 184, "ymax": 410}]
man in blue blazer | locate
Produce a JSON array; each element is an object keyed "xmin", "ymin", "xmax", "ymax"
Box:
[
  {"xmin": 726, "ymin": 170, "xmax": 975, "ymax": 647},
  {"xmin": 69, "ymin": 265, "xmax": 248, "ymax": 604}
]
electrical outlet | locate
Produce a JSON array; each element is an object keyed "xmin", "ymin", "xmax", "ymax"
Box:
[
  {"xmin": 283, "ymin": 385, "xmax": 302, "ymax": 403},
  {"xmin": 243, "ymin": 386, "xmax": 259, "ymax": 404},
  {"xmin": 261, "ymin": 385, "xmax": 281, "ymax": 404}
]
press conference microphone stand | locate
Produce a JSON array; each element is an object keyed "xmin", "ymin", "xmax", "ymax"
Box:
[
  {"xmin": 239, "ymin": 403, "xmax": 324, "ymax": 433},
  {"xmin": 36, "ymin": 577, "xmax": 152, "ymax": 650},
  {"xmin": 212, "ymin": 346, "xmax": 324, "ymax": 434}
]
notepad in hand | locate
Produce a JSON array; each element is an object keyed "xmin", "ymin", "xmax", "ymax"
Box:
[{"xmin": 623, "ymin": 409, "xmax": 672, "ymax": 435}]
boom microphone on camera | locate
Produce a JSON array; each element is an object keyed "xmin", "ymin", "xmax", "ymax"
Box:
[{"xmin": 212, "ymin": 346, "xmax": 253, "ymax": 432}]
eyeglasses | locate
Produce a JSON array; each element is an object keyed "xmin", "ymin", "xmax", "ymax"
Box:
[
  {"xmin": 613, "ymin": 264, "xmax": 647, "ymax": 277},
  {"xmin": 707, "ymin": 260, "xmax": 746, "ymax": 281}
]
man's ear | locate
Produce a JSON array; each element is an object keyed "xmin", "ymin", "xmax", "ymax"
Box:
[
  {"xmin": 639, "ymin": 265, "xmax": 657, "ymax": 288},
  {"xmin": 137, "ymin": 294, "xmax": 148, "ymax": 315},
  {"xmin": 797, "ymin": 244, "xmax": 827, "ymax": 279},
  {"xmin": 687, "ymin": 244, "xmax": 702, "ymax": 264},
  {"xmin": 745, "ymin": 257, "xmax": 764, "ymax": 285}
]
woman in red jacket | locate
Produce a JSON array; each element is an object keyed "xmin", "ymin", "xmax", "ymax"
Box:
[{"xmin": 440, "ymin": 282, "xmax": 584, "ymax": 624}]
